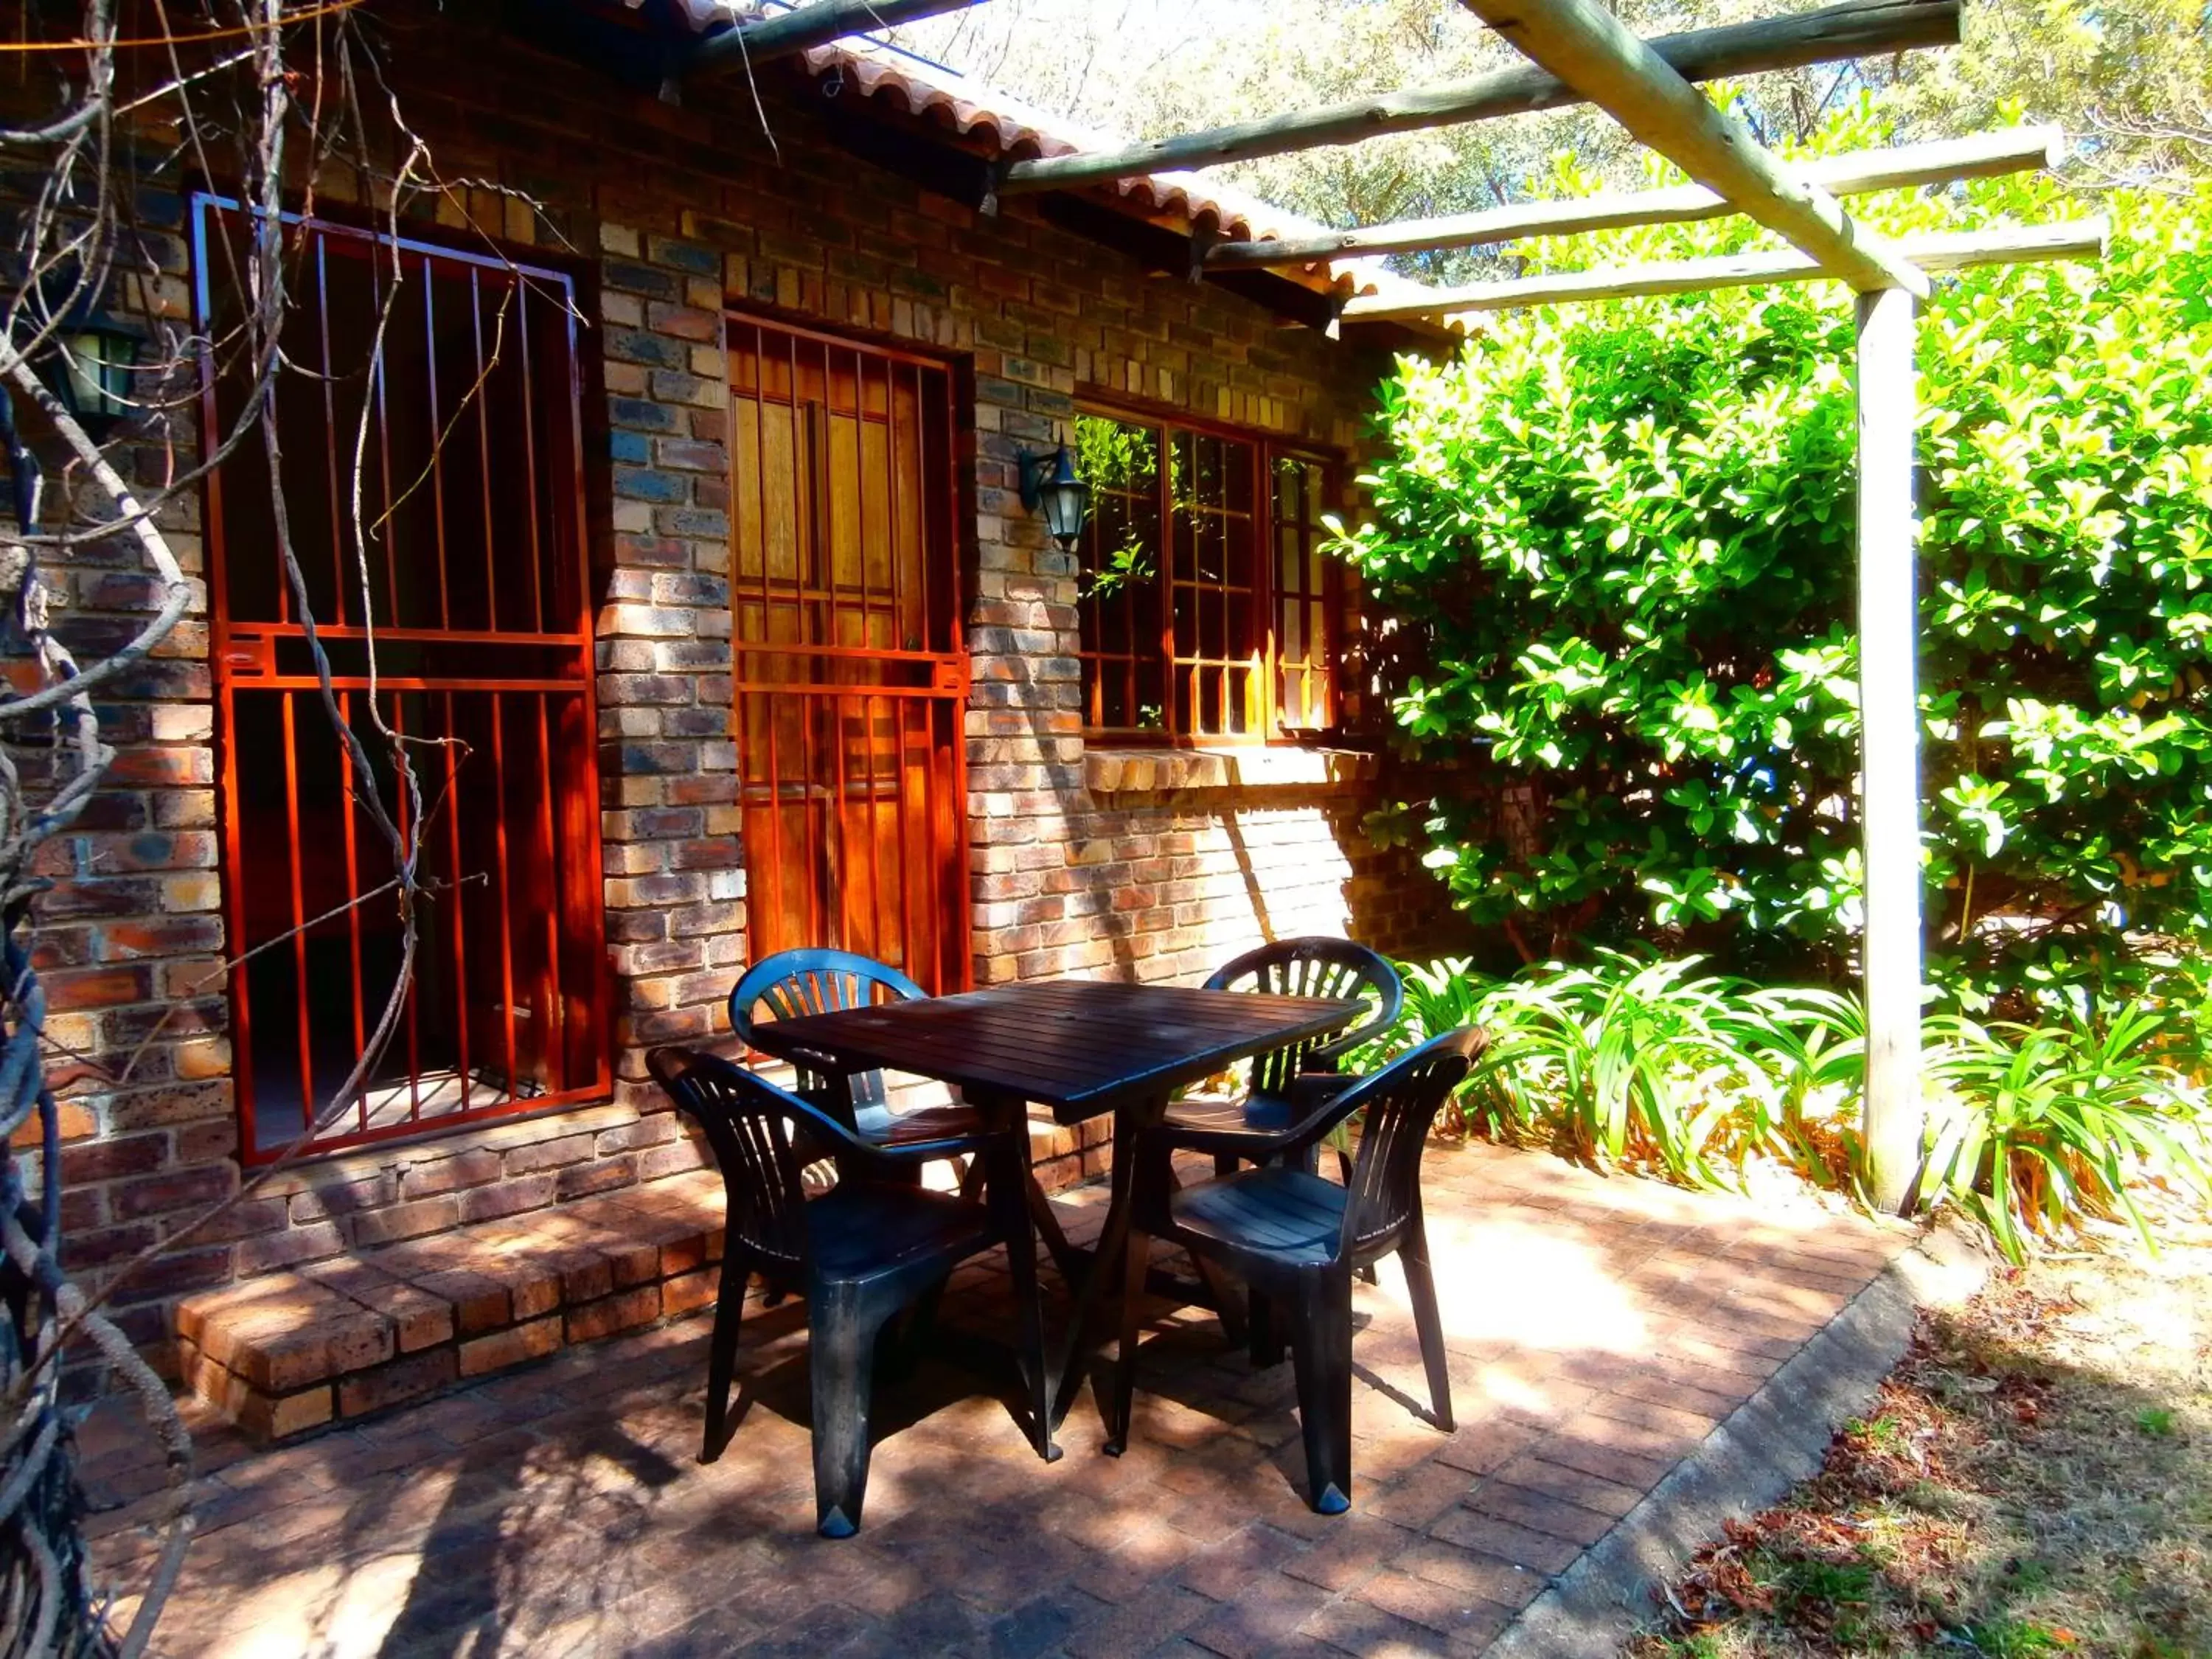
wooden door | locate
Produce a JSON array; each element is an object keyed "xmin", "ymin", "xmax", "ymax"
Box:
[{"xmin": 726, "ymin": 316, "xmax": 970, "ymax": 993}]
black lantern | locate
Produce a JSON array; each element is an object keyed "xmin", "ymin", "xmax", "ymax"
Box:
[
  {"xmin": 44, "ymin": 307, "xmax": 142, "ymax": 437},
  {"xmin": 1018, "ymin": 444, "xmax": 1090, "ymax": 551}
]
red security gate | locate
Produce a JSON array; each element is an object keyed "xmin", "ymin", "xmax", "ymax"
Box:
[
  {"xmin": 727, "ymin": 316, "xmax": 969, "ymax": 993},
  {"xmin": 195, "ymin": 196, "xmax": 608, "ymax": 1161}
]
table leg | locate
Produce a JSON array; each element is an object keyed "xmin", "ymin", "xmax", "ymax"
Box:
[
  {"xmin": 1047, "ymin": 1091, "xmax": 1169, "ymax": 1427},
  {"xmin": 967, "ymin": 1090, "xmax": 1082, "ymax": 1282},
  {"xmin": 1026, "ymin": 1174, "xmax": 1081, "ymax": 1284}
]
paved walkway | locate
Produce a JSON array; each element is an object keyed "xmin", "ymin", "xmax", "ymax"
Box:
[{"xmin": 83, "ymin": 1141, "xmax": 1913, "ymax": 1658}]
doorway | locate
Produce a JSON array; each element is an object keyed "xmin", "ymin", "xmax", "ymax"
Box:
[{"xmin": 726, "ymin": 316, "xmax": 969, "ymax": 992}]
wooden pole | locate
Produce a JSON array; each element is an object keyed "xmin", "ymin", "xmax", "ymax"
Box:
[
  {"xmin": 686, "ymin": 0, "xmax": 988, "ymax": 77},
  {"xmin": 1855, "ymin": 284, "xmax": 1924, "ymax": 1214},
  {"xmin": 1337, "ymin": 220, "xmax": 2109, "ymax": 321},
  {"xmin": 1209, "ymin": 128, "xmax": 2064, "ymax": 270},
  {"xmin": 1456, "ymin": 0, "xmax": 1925, "ymax": 294},
  {"xmin": 995, "ymin": 0, "xmax": 1958, "ymax": 197}
]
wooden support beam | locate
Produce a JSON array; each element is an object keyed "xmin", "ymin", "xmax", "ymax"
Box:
[
  {"xmin": 1854, "ymin": 284, "xmax": 1924, "ymax": 1214},
  {"xmin": 686, "ymin": 0, "xmax": 987, "ymax": 78},
  {"xmin": 993, "ymin": 0, "xmax": 1957, "ymax": 198},
  {"xmin": 1458, "ymin": 0, "xmax": 1927, "ymax": 295},
  {"xmin": 1337, "ymin": 220, "xmax": 2107, "ymax": 322},
  {"xmin": 1209, "ymin": 128, "xmax": 2064, "ymax": 269}
]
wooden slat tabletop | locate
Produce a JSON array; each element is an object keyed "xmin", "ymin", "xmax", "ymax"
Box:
[{"xmin": 746, "ymin": 979, "xmax": 1362, "ymax": 1124}]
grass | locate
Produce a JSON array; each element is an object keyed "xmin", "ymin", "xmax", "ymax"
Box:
[{"xmin": 1625, "ymin": 1211, "xmax": 2212, "ymax": 1658}]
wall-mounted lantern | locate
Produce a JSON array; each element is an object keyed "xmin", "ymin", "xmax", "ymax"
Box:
[
  {"xmin": 1017, "ymin": 444, "xmax": 1090, "ymax": 551},
  {"xmin": 43, "ymin": 305, "xmax": 143, "ymax": 439}
]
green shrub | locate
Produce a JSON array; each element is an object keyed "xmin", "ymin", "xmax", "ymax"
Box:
[
  {"xmin": 1921, "ymin": 1001, "xmax": 2208, "ymax": 1259},
  {"xmin": 1334, "ymin": 105, "xmax": 2212, "ymax": 1014},
  {"xmin": 1391, "ymin": 951, "xmax": 2210, "ymax": 1256},
  {"xmin": 1391, "ymin": 948, "xmax": 1861, "ymax": 1187}
]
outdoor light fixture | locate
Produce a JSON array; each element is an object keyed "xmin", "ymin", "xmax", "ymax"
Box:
[
  {"xmin": 1018, "ymin": 444, "xmax": 1090, "ymax": 551},
  {"xmin": 42, "ymin": 305, "xmax": 142, "ymax": 438}
]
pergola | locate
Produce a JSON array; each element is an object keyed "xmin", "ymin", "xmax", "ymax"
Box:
[{"xmin": 690, "ymin": 0, "xmax": 2107, "ymax": 1211}]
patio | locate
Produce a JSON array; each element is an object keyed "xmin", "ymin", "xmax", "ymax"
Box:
[{"xmin": 83, "ymin": 1138, "xmax": 1913, "ymax": 1659}]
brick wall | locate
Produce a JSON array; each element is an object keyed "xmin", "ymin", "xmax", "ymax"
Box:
[{"xmin": 2, "ymin": 8, "xmax": 1464, "ymax": 1367}]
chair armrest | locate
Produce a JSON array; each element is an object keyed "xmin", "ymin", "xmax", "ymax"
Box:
[
  {"xmin": 656, "ymin": 1044, "xmax": 1004, "ymax": 1169},
  {"xmin": 1285, "ymin": 1071, "xmax": 1353, "ymax": 1113},
  {"xmin": 1134, "ymin": 1081, "xmax": 1358, "ymax": 1165},
  {"xmin": 827, "ymin": 1125, "xmax": 1008, "ymax": 1167}
]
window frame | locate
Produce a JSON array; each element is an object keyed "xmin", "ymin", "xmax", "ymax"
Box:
[{"xmin": 1071, "ymin": 397, "xmax": 1349, "ymax": 748}]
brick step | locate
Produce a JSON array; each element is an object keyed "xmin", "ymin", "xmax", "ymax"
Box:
[{"xmin": 178, "ymin": 1169, "xmax": 730, "ymax": 1441}]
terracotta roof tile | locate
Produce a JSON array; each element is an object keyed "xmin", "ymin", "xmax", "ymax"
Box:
[{"xmin": 794, "ymin": 34, "xmax": 1444, "ymax": 317}]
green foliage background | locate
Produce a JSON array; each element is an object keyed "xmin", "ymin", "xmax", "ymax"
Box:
[{"xmin": 1332, "ymin": 111, "xmax": 2212, "ymax": 1009}]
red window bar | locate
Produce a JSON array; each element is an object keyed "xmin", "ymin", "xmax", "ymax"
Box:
[
  {"xmin": 1074, "ymin": 409, "xmax": 1342, "ymax": 743},
  {"xmin": 192, "ymin": 195, "xmax": 608, "ymax": 1162},
  {"xmin": 726, "ymin": 315, "xmax": 970, "ymax": 995}
]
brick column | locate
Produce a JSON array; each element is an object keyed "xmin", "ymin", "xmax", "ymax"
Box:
[
  {"xmin": 13, "ymin": 204, "xmax": 241, "ymax": 1353},
  {"xmin": 961, "ymin": 213, "xmax": 1089, "ymax": 989},
  {"xmin": 593, "ymin": 223, "xmax": 741, "ymax": 1125}
]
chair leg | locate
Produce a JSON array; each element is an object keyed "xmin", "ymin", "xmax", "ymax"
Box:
[
  {"xmin": 700, "ymin": 1247, "xmax": 751, "ymax": 1464},
  {"xmin": 992, "ymin": 1147, "xmax": 1058, "ymax": 1462},
  {"xmin": 1248, "ymin": 1287, "xmax": 1283, "ymax": 1368},
  {"xmin": 1288, "ymin": 1270, "xmax": 1355, "ymax": 1515},
  {"xmin": 1105, "ymin": 1225, "xmax": 1152, "ymax": 1455},
  {"xmin": 1212, "ymin": 1151, "xmax": 1238, "ymax": 1181},
  {"xmin": 1400, "ymin": 1214, "xmax": 1455, "ymax": 1433},
  {"xmin": 810, "ymin": 1284, "xmax": 889, "ymax": 1539}
]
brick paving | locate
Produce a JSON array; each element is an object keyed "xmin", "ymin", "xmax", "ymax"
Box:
[{"xmin": 81, "ymin": 1141, "xmax": 1913, "ymax": 1658}]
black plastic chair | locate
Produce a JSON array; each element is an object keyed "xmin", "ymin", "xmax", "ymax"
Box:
[
  {"xmin": 1108, "ymin": 1026, "xmax": 1485, "ymax": 1515},
  {"xmin": 1163, "ymin": 937, "xmax": 1405, "ymax": 1180},
  {"xmin": 728, "ymin": 948, "xmax": 987, "ymax": 1158},
  {"xmin": 647, "ymin": 1046, "xmax": 1052, "ymax": 1538}
]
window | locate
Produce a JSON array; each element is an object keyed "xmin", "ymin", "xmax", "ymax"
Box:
[
  {"xmin": 195, "ymin": 195, "xmax": 608, "ymax": 1161},
  {"xmin": 1074, "ymin": 411, "xmax": 1343, "ymax": 743}
]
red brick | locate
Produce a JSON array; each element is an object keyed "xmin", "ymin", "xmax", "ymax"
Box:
[
  {"xmin": 1350, "ymin": 1567, "xmax": 1518, "ymax": 1640},
  {"xmin": 337, "ymin": 1349, "xmax": 459, "ymax": 1418},
  {"xmin": 1462, "ymin": 1481, "xmax": 1616, "ymax": 1548},
  {"xmin": 565, "ymin": 1285, "xmax": 661, "ymax": 1343},
  {"xmin": 1368, "ymin": 1457, "xmax": 1476, "ymax": 1530},
  {"xmin": 1427, "ymin": 1508, "xmax": 1585, "ymax": 1575},
  {"xmin": 457, "ymin": 1176, "xmax": 557, "ymax": 1225},
  {"xmin": 399, "ymin": 1150, "xmax": 504, "ymax": 1198},
  {"xmin": 458, "ymin": 1316, "xmax": 561, "ymax": 1378},
  {"xmin": 351, "ymin": 1197, "xmax": 461, "ymax": 1248},
  {"xmin": 1490, "ymin": 1455, "xmax": 1646, "ymax": 1521},
  {"xmin": 661, "ymin": 1266, "xmax": 717, "ymax": 1317},
  {"xmin": 240, "ymin": 1385, "xmax": 334, "ymax": 1441},
  {"xmin": 411, "ymin": 1269, "xmax": 511, "ymax": 1335}
]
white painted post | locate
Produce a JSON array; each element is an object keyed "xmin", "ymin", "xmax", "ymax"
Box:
[{"xmin": 1855, "ymin": 284, "xmax": 1924, "ymax": 1214}]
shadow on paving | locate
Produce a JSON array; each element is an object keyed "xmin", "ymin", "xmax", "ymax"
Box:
[{"xmin": 75, "ymin": 1139, "xmax": 1919, "ymax": 1659}]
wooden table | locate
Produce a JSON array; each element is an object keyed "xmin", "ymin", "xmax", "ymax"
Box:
[{"xmin": 745, "ymin": 978, "xmax": 1362, "ymax": 1441}]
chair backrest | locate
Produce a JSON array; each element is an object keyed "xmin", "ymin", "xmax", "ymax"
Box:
[
  {"xmin": 728, "ymin": 948, "xmax": 927, "ymax": 1116},
  {"xmin": 1204, "ymin": 937, "xmax": 1406, "ymax": 1096},
  {"xmin": 1335, "ymin": 1027, "xmax": 1486, "ymax": 1259},
  {"xmin": 647, "ymin": 1046, "xmax": 815, "ymax": 1273}
]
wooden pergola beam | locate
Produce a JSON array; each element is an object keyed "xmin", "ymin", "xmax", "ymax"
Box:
[
  {"xmin": 1457, "ymin": 0, "xmax": 1927, "ymax": 295},
  {"xmin": 1210, "ymin": 128, "xmax": 2065, "ymax": 270},
  {"xmin": 1338, "ymin": 220, "xmax": 2108, "ymax": 321},
  {"xmin": 686, "ymin": 0, "xmax": 987, "ymax": 78},
  {"xmin": 992, "ymin": 0, "xmax": 1957, "ymax": 198}
]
